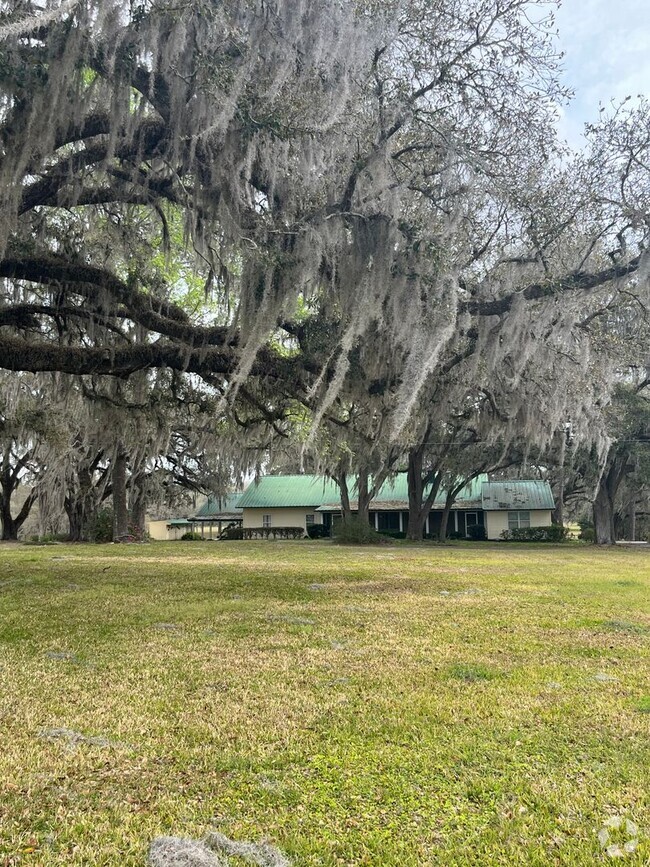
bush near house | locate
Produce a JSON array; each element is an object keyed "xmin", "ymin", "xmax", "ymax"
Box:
[
  {"xmin": 467, "ymin": 525, "xmax": 488, "ymax": 541},
  {"xmin": 219, "ymin": 526, "xmax": 244, "ymax": 540},
  {"xmin": 220, "ymin": 527, "xmax": 306, "ymax": 540},
  {"xmin": 501, "ymin": 525, "xmax": 570, "ymax": 542},
  {"xmin": 307, "ymin": 524, "xmax": 330, "ymax": 539},
  {"xmin": 180, "ymin": 532, "xmax": 204, "ymax": 541},
  {"xmin": 333, "ymin": 518, "xmax": 387, "ymax": 545}
]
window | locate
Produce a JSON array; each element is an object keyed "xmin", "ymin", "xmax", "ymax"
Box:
[
  {"xmin": 377, "ymin": 512, "xmax": 400, "ymax": 532},
  {"xmin": 508, "ymin": 510, "xmax": 530, "ymax": 529},
  {"xmin": 262, "ymin": 514, "xmax": 272, "ymax": 528},
  {"xmin": 306, "ymin": 514, "xmax": 315, "ymax": 526}
]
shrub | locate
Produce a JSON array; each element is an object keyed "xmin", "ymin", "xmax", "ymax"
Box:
[
  {"xmin": 447, "ymin": 531, "xmax": 464, "ymax": 540},
  {"xmin": 500, "ymin": 525, "xmax": 570, "ymax": 543},
  {"xmin": 332, "ymin": 518, "xmax": 386, "ymax": 545},
  {"xmin": 220, "ymin": 526, "xmax": 243, "ymax": 540},
  {"xmin": 28, "ymin": 530, "xmax": 83, "ymax": 543},
  {"xmin": 180, "ymin": 531, "xmax": 203, "ymax": 541},
  {"xmin": 467, "ymin": 524, "xmax": 487, "ymax": 541},
  {"xmin": 221, "ymin": 526, "xmax": 306, "ymax": 540},
  {"xmin": 129, "ymin": 522, "xmax": 149, "ymax": 542},
  {"xmin": 90, "ymin": 507, "xmax": 114, "ymax": 543},
  {"xmin": 577, "ymin": 521, "xmax": 595, "ymax": 542},
  {"xmin": 378, "ymin": 530, "xmax": 406, "ymax": 539},
  {"xmin": 307, "ymin": 524, "xmax": 330, "ymax": 539},
  {"xmin": 244, "ymin": 526, "xmax": 305, "ymax": 540}
]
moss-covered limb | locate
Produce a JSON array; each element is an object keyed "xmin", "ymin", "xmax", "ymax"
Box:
[
  {"xmin": 0, "ymin": 333, "xmax": 313, "ymax": 395},
  {"xmin": 0, "ymin": 255, "xmax": 234, "ymax": 347},
  {"xmin": 464, "ymin": 255, "xmax": 646, "ymax": 318},
  {"xmin": 0, "ymin": 333, "xmax": 228, "ymax": 377}
]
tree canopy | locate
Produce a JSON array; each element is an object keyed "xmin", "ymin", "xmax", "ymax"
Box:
[{"xmin": 0, "ymin": 1, "xmax": 649, "ymax": 545}]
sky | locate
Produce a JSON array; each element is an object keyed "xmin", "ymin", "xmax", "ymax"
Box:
[{"xmin": 553, "ymin": 0, "xmax": 650, "ymax": 147}]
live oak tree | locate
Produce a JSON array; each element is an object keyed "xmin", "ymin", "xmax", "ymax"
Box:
[
  {"xmin": 404, "ymin": 419, "xmax": 513, "ymax": 542},
  {"xmin": 0, "ymin": 0, "xmax": 648, "ymax": 499},
  {"xmin": 587, "ymin": 383, "xmax": 650, "ymax": 544},
  {"xmin": 0, "ymin": 373, "xmax": 55, "ymax": 538},
  {"xmin": 576, "ymin": 289, "xmax": 650, "ymax": 543},
  {"xmin": 74, "ymin": 370, "xmax": 267, "ymax": 540}
]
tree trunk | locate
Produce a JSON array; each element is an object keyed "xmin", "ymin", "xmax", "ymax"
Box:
[
  {"xmin": 438, "ymin": 493, "xmax": 455, "ymax": 542},
  {"xmin": 406, "ymin": 447, "xmax": 425, "ymax": 541},
  {"xmin": 554, "ymin": 431, "xmax": 566, "ymax": 526},
  {"xmin": 437, "ymin": 474, "xmax": 483, "ymax": 542},
  {"xmin": 593, "ymin": 485, "xmax": 616, "ymax": 545},
  {"xmin": 337, "ymin": 473, "xmax": 353, "ymax": 524},
  {"xmin": 65, "ymin": 497, "xmax": 83, "ymax": 542},
  {"xmin": 356, "ymin": 472, "xmax": 371, "ymax": 527},
  {"xmin": 65, "ymin": 462, "xmax": 100, "ymax": 541},
  {"xmin": 0, "ymin": 491, "xmax": 35, "ymax": 540},
  {"xmin": 406, "ymin": 447, "xmax": 443, "ymax": 541},
  {"xmin": 112, "ymin": 444, "xmax": 129, "ymax": 542},
  {"xmin": 0, "ymin": 451, "xmax": 36, "ymax": 540},
  {"xmin": 629, "ymin": 452, "xmax": 639, "ymax": 541},
  {"xmin": 0, "ymin": 449, "xmax": 17, "ymax": 540},
  {"xmin": 0, "ymin": 496, "xmax": 18, "ymax": 539},
  {"xmin": 129, "ymin": 472, "xmax": 148, "ymax": 540},
  {"xmin": 593, "ymin": 454, "xmax": 627, "ymax": 545}
]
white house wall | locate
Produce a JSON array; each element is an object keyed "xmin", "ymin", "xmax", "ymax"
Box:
[
  {"xmin": 242, "ymin": 508, "xmax": 323, "ymax": 529},
  {"xmin": 146, "ymin": 520, "xmax": 185, "ymax": 541},
  {"xmin": 242, "ymin": 506, "xmax": 552, "ymax": 538},
  {"xmin": 485, "ymin": 510, "xmax": 552, "ymax": 540}
]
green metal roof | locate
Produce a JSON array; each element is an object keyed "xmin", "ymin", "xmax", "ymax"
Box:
[
  {"xmin": 238, "ymin": 473, "xmax": 489, "ymax": 510},
  {"xmin": 194, "ymin": 493, "xmax": 243, "ymax": 518},
  {"xmin": 237, "ymin": 475, "xmax": 341, "ymax": 508},
  {"xmin": 341, "ymin": 473, "xmax": 486, "ymax": 507},
  {"xmin": 481, "ymin": 481, "xmax": 555, "ymax": 511}
]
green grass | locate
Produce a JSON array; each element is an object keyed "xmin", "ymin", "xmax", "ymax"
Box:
[{"xmin": 0, "ymin": 541, "xmax": 648, "ymax": 865}]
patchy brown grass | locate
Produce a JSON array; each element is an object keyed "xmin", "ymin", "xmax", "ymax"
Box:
[{"xmin": 0, "ymin": 541, "xmax": 648, "ymax": 865}]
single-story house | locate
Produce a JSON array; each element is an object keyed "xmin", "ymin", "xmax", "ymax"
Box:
[{"xmin": 236, "ymin": 474, "xmax": 555, "ymax": 540}]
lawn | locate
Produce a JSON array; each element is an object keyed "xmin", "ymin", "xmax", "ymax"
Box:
[{"xmin": 0, "ymin": 541, "xmax": 648, "ymax": 866}]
